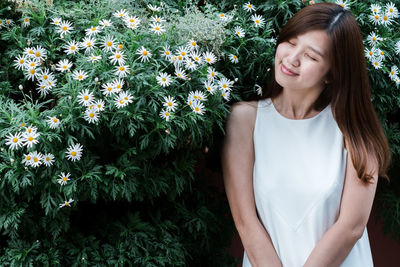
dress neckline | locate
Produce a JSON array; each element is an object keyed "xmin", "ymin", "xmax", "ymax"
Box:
[{"xmin": 268, "ymin": 98, "xmax": 330, "ymax": 122}]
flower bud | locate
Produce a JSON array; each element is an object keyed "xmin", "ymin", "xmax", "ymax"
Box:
[{"xmin": 19, "ymin": 85, "xmax": 23, "ymax": 90}]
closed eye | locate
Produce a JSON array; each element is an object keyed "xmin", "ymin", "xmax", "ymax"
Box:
[{"xmin": 306, "ymin": 54, "xmax": 317, "ymax": 61}]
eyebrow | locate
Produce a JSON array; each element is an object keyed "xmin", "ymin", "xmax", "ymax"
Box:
[{"xmin": 289, "ymin": 37, "xmax": 325, "ymax": 58}]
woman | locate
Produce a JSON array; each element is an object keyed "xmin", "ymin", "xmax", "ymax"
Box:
[{"xmin": 221, "ymin": 2, "xmax": 391, "ymax": 267}]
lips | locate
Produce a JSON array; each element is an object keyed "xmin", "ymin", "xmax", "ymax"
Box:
[{"xmin": 281, "ymin": 63, "xmax": 299, "ymax": 76}]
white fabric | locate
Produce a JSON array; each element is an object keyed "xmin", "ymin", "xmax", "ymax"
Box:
[{"xmin": 243, "ymin": 97, "xmax": 373, "ymax": 267}]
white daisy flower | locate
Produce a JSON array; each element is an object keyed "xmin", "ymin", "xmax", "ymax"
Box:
[
  {"xmin": 65, "ymin": 143, "xmax": 83, "ymax": 162},
  {"xmin": 109, "ymin": 50, "xmax": 126, "ymax": 65},
  {"xmin": 99, "ymin": 19, "xmax": 113, "ymax": 27},
  {"xmin": 380, "ymin": 13, "xmax": 393, "ymax": 26},
  {"xmin": 221, "ymin": 89, "xmax": 231, "ymax": 101},
  {"xmin": 22, "ymin": 17, "xmax": 30, "ymax": 27},
  {"xmin": 5, "ymin": 132, "xmax": 24, "ymax": 150},
  {"xmin": 175, "ymin": 67, "xmax": 187, "ymax": 80},
  {"xmin": 369, "ymin": 13, "xmax": 382, "ymax": 25},
  {"xmin": 218, "ymin": 77, "xmax": 234, "ymax": 91},
  {"xmin": 5, "ymin": 19, "xmax": 15, "ymax": 27},
  {"xmin": 115, "ymin": 91, "xmax": 133, "ymax": 108},
  {"xmin": 22, "ymin": 131, "xmax": 40, "ymax": 148},
  {"xmin": 394, "ymin": 76, "xmax": 400, "ymax": 85},
  {"xmin": 87, "ymin": 54, "xmax": 102, "ymax": 63},
  {"xmin": 371, "ymin": 57, "xmax": 383, "ymax": 69},
  {"xmin": 64, "ymin": 40, "xmax": 80, "ymax": 55},
  {"xmin": 389, "ymin": 65, "xmax": 398, "ymax": 80},
  {"xmin": 234, "ymin": 26, "xmax": 245, "ymax": 38},
  {"xmin": 150, "ymin": 22, "xmax": 165, "ymax": 35},
  {"xmin": 365, "ymin": 47, "xmax": 376, "ymax": 60},
  {"xmin": 176, "ymin": 46, "xmax": 190, "ymax": 59},
  {"xmin": 204, "ymin": 80, "xmax": 217, "ymax": 94},
  {"xmin": 25, "ymin": 67, "xmax": 39, "ymax": 81},
  {"xmin": 336, "ymin": 0, "xmax": 350, "ymax": 10},
  {"xmin": 395, "ymin": 40, "xmax": 400, "ymax": 55},
  {"xmin": 160, "ymin": 45, "xmax": 172, "ymax": 60},
  {"xmin": 33, "ymin": 45, "xmax": 47, "ymax": 61},
  {"xmin": 386, "ymin": 2, "xmax": 399, "ymax": 18},
  {"xmin": 42, "ymin": 153, "xmax": 55, "ymax": 166},
  {"xmin": 376, "ymin": 48, "xmax": 385, "ymax": 60},
  {"xmin": 30, "ymin": 151, "xmax": 43, "ymax": 168},
  {"xmin": 57, "ymin": 172, "xmax": 71, "ymax": 185},
  {"xmin": 243, "ymin": 2, "xmax": 256, "ymax": 12},
  {"xmin": 56, "ymin": 59, "xmax": 73, "ymax": 72},
  {"xmin": 185, "ymin": 59, "xmax": 197, "ymax": 70},
  {"xmin": 47, "ymin": 116, "xmax": 61, "ymax": 129},
  {"xmin": 38, "ymin": 68, "xmax": 55, "ymax": 82},
  {"xmin": 191, "ymin": 100, "xmax": 205, "ymax": 115},
  {"xmin": 114, "ymin": 9, "xmax": 129, "ymax": 18},
  {"xmin": 187, "ymin": 39, "xmax": 198, "ymax": 51},
  {"xmin": 22, "ymin": 152, "xmax": 33, "ymax": 166},
  {"xmin": 136, "ymin": 46, "xmax": 152, "ymax": 62},
  {"xmin": 370, "ymin": 4, "xmax": 381, "ymax": 14},
  {"xmin": 159, "ymin": 109, "xmax": 171, "ymax": 121},
  {"xmin": 24, "ymin": 125, "xmax": 37, "ymax": 134},
  {"xmin": 51, "ymin": 17, "xmax": 62, "ymax": 26},
  {"xmin": 203, "ymin": 51, "xmax": 217, "ymax": 64},
  {"xmin": 255, "ymin": 84, "xmax": 263, "ymax": 96},
  {"xmin": 151, "ymin": 16, "xmax": 166, "ymax": 23},
  {"xmin": 101, "ymin": 35, "xmax": 117, "ymax": 52},
  {"xmin": 59, "ymin": 198, "xmax": 74, "ymax": 208},
  {"xmin": 219, "ymin": 13, "xmax": 232, "ymax": 22},
  {"xmin": 114, "ymin": 65, "xmax": 130, "ymax": 78},
  {"xmin": 111, "ymin": 78, "xmax": 124, "ymax": 92},
  {"xmin": 72, "ymin": 70, "xmax": 88, "ymax": 81},
  {"xmin": 77, "ymin": 89, "xmax": 95, "ymax": 107},
  {"xmin": 84, "ymin": 107, "xmax": 99, "ymax": 123},
  {"xmin": 190, "ymin": 51, "xmax": 202, "ymax": 64},
  {"xmin": 36, "ymin": 81, "xmax": 52, "ymax": 96},
  {"xmin": 125, "ymin": 16, "xmax": 141, "ymax": 30},
  {"xmin": 156, "ymin": 72, "xmax": 173, "ymax": 87},
  {"xmin": 116, "ymin": 44, "xmax": 124, "ymax": 51},
  {"xmin": 57, "ymin": 20, "xmax": 74, "ymax": 37},
  {"xmin": 163, "ymin": 95, "xmax": 178, "ymax": 112},
  {"xmin": 101, "ymin": 82, "xmax": 116, "ymax": 96},
  {"xmin": 366, "ymin": 32, "xmax": 382, "ymax": 46},
  {"xmin": 85, "ymin": 26, "xmax": 101, "ymax": 36},
  {"xmin": 93, "ymin": 99, "xmax": 105, "ymax": 112},
  {"xmin": 147, "ymin": 4, "xmax": 161, "ymax": 12},
  {"xmin": 13, "ymin": 55, "xmax": 28, "ymax": 70},
  {"xmin": 80, "ymin": 36, "xmax": 96, "ymax": 53},
  {"xmin": 251, "ymin": 14, "xmax": 265, "ymax": 27},
  {"xmin": 229, "ymin": 54, "xmax": 238, "ymax": 64},
  {"xmin": 207, "ymin": 67, "xmax": 218, "ymax": 81},
  {"xmin": 23, "ymin": 47, "xmax": 35, "ymax": 58},
  {"xmin": 25, "ymin": 58, "xmax": 40, "ymax": 69}
]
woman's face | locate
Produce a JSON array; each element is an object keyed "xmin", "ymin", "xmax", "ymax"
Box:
[{"xmin": 274, "ymin": 30, "xmax": 331, "ymax": 94}]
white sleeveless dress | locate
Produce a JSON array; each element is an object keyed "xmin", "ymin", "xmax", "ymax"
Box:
[{"xmin": 242, "ymin": 97, "xmax": 374, "ymax": 267}]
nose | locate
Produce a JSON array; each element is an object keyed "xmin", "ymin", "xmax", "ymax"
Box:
[{"xmin": 287, "ymin": 49, "xmax": 300, "ymax": 67}]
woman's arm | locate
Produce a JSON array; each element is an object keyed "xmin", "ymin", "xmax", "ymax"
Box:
[
  {"xmin": 221, "ymin": 102, "xmax": 283, "ymax": 267},
  {"xmin": 303, "ymin": 144, "xmax": 378, "ymax": 267}
]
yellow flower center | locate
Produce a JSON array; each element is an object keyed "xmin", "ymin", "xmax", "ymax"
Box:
[
  {"xmin": 120, "ymin": 66, "xmax": 125, "ymax": 71},
  {"xmin": 120, "ymin": 100, "xmax": 124, "ymax": 104},
  {"xmin": 84, "ymin": 96, "xmax": 89, "ymax": 100},
  {"xmin": 46, "ymin": 157, "xmax": 50, "ymax": 161},
  {"xmin": 248, "ymin": 4, "xmax": 252, "ymax": 8},
  {"xmin": 30, "ymin": 69, "xmax": 35, "ymax": 74},
  {"xmin": 383, "ymin": 16, "xmax": 388, "ymax": 21},
  {"xmin": 13, "ymin": 138, "xmax": 18, "ymax": 143},
  {"xmin": 194, "ymin": 96, "xmax": 198, "ymax": 99},
  {"xmin": 233, "ymin": 55, "xmax": 237, "ymax": 59},
  {"xmin": 24, "ymin": 18, "xmax": 29, "ymax": 22},
  {"xmin": 28, "ymin": 136, "xmax": 34, "ymax": 141},
  {"xmin": 78, "ymin": 75, "xmax": 83, "ymax": 79},
  {"xmin": 92, "ymin": 27, "xmax": 96, "ymax": 31},
  {"xmin": 43, "ymin": 75, "xmax": 48, "ymax": 79},
  {"xmin": 118, "ymin": 44, "xmax": 123, "ymax": 49},
  {"xmin": 35, "ymin": 52, "xmax": 41, "ymax": 57},
  {"xmin": 107, "ymin": 41, "xmax": 112, "ymax": 46},
  {"xmin": 181, "ymin": 51, "xmax": 186, "ymax": 56},
  {"xmin": 391, "ymin": 71, "xmax": 394, "ymax": 75},
  {"xmin": 63, "ymin": 177, "xmax": 67, "ymax": 181},
  {"xmin": 155, "ymin": 27, "xmax": 160, "ymax": 31},
  {"xmin": 374, "ymin": 62, "xmax": 378, "ymax": 66},
  {"xmin": 178, "ymin": 56, "xmax": 182, "ymax": 60},
  {"xmin": 390, "ymin": 8, "xmax": 393, "ymax": 12},
  {"xmin": 71, "ymin": 151, "xmax": 77, "ymax": 156},
  {"xmin": 20, "ymin": 59, "xmax": 24, "ymax": 64},
  {"xmin": 372, "ymin": 37, "xmax": 377, "ymax": 41},
  {"xmin": 192, "ymin": 42, "xmax": 196, "ymax": 46},
  {"xmin": 195, "ymin": 107, "xmax": 199, "ymax": 111},
  {"xmin": 34, "ymin": 158, "xmax": 38, "ymax": 162},
  {"xmin": 375, "ymin": 15, "xmax": 379, "ymax": 19},
  {"xmin": 165, "ymin": 112, "xmax": 170, "ymax": 116},
  {"xmin": 223, "ymin": 84, "xmax": 227, "ymax": 88},
  {"xmin": 29, "ymin": 50, "xmax": 34, "ymax": 54},
  {"xmin": 108, "ymin": 87, "xmax": 112, "ymax": 91},
  {"xmin": 26, "ymin": 156, "xmax": 31, "ymax": 160},
  {"xmin": 65, "ymin": 202, "xmax": 70, "ymax": 206},
  {"xmin": 117, "ymin": 85, "xmax": 121, "ymax": 89},
  {"xmin": 162, "ymin": 78, "xmax": 166, "ymax": 82},
  {"xmin": 116, "ymin": 54, "xmax": 121, "ymax": 58},
  {"xmin": 168, "ymin": 102, "xmax": 172, "ymax": 106},
  {"xmin": 62, "ymin": 26, "xmax": 67, "ymax": 31},
  {"xmin": 143, "ymin": 51, "xmax": 148, "ymax": 56},
  {"xmin": 220, "ymin": 14, "xmax": 225, "ymax": 17},
  {"xmin": 90, "ymin": 113, "xmax": 94, "ymax": 118},
  {"xmin": 380, "ymin": 51, "xmax": 384, "ymax": 55},
  {"xmin": 256, "ymin": 20, "xmax": 260, "ymax": 23},
  {"xmin": 21, "ymin": 123, "xmax": 25, "ymax": 127},
  {"xmin": 28, "ymin": 129, "xmax": 32, "ymax": 133},
  {"xmin": 87, "ymin": 42, "xmax": 92, "ymax": 47},
  {"xmin": 165, "ymin": 51, "xmax": 170, "ymax": 55},
  {"xmin": 63, "ymin": 66, "xmax": 67, "ymax": 69},
  {"xmin": 206, "ymin": 58, "xmax": 211, "ymax": 62},
  {"xmin": 53, "ymin": 118, "xmax": 58, "ymax": 123}
]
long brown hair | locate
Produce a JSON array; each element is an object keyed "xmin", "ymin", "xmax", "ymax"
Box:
[{"xmin": 255, "ymin": 2, "xmax": 391, "ymax": 184}]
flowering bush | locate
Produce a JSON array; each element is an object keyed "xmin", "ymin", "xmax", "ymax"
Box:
[{"xmin": 1, "ymin": 0, "xmax": 400, "ymax": 265}]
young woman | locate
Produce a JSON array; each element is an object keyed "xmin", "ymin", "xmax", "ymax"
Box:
[{"xmin": 221, "ymin": 2, "xmax": 391, "ymax": 267}]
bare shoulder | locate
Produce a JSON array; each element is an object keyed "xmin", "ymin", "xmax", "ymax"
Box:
[{"xmin": 227, "ymin": 100, "xmax": 259, "ymax": 133}]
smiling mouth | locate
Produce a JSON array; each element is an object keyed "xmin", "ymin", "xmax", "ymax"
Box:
[{"xmin": 281, "ymin": 63, "xmax": 299, "ymax": 76}]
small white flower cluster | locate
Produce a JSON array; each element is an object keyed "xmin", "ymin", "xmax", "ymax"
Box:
[
  {"xmin": 368, "ymin": 3, "xmax": 399, "ymax": 26},
  {"xmin": 13, "ymin": 46, "xmax": 58, "ymax": 96}
]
